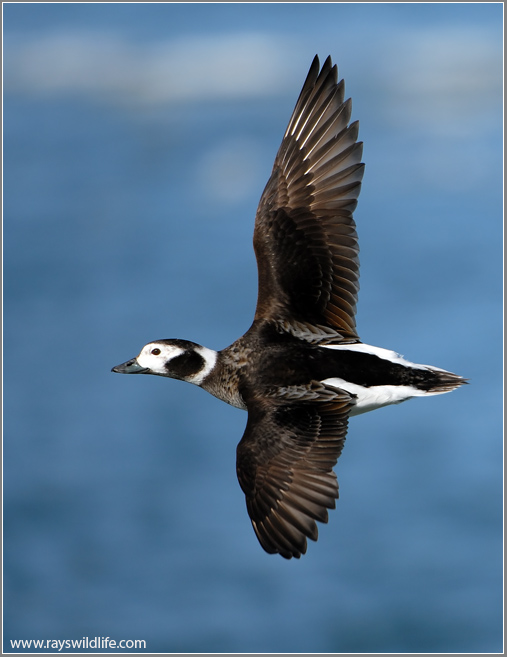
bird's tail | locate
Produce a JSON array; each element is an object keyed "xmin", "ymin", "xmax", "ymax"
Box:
[{"xmin": 418, "ymin": 366, "xmax": 467, "ymax": 395}]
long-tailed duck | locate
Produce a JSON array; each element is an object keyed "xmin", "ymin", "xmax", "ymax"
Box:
[{"xmin": 112, "ymin": 56, "xmax": 466, "ymax": 559}]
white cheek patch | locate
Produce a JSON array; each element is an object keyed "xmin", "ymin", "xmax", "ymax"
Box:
[{"xmin": 137, "ymin": 344, "xmax": 184, "ymax": 374}]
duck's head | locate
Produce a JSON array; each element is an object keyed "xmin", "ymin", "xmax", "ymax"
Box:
[{"xmin": 112, "ymin": 339, "xmax": 217, "ymax": 385}]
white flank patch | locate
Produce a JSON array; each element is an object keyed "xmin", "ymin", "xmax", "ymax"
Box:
[
  {"xmin": 322, "ymin": 377, "xmax": 423, "ymax": 417},
  {"xmin": 321, "ymin": 342, "xmax": 456, "ymax": 416},
  {"xmin": 323, "ymin": 342, "xmax": 428, "ymax": 370}
]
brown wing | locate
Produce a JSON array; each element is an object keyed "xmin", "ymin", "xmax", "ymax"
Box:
[
  {"xmin": 236, "ymin": 382, "xmax": 354, "ymax": 559},
  {"xmin": 253, "ymin": 55, "xmax": 364, "ymax": 342}
]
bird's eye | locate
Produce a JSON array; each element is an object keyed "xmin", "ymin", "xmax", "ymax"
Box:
[{"xmin": 151, "ymin": 348, "xmax": 161, "ymax": 355}]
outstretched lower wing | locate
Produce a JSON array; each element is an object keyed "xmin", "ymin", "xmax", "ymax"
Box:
[
  {"xmin": 236, "ymin": 382, "xmax": 354, "ymax": 559},
  {"xmin": 253, "ymin": 55, "xmax": 364, "ymax": 342}
]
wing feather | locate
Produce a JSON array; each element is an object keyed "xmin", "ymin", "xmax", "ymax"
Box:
[
  {"xmin": 253, "ymin": 56, "xmax": 364, "ymax": 342},
  {"xmin": 236, "ymin": 383, "xmax": 354, "ymax": 559}
]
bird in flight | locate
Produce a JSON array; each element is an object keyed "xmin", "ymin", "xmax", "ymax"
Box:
[{"xmin": 112, "ymin": 55, "xmax": 465, "ymax": 559}]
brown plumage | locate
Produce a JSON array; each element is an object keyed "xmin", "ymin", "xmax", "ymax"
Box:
[
  {"xmin": 232, "ymin": 56, "xmax": 364, "ymax": 556},
  {"xmin": 253, "ymin": 55, "xmax": 363, "ymax": 341},
  {"xmin": 236, "ymin": 381, "xmax": 353, "ymax": 559},
  {"xmin": 112, "ymin": 55, "xmax": 466, "ymax": 560}
]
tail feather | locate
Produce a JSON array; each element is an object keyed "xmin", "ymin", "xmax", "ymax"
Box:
[{"xmin": 422, "ymin": 367, "xmax": 467, "ymax": 395}]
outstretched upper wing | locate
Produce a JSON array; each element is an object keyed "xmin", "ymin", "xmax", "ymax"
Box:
[
  {"xmin": 236, "ymin": 382, "xmax": 354, "ymax": 559},
  {"xmin": 253, "ymin": 55, "xmax": 364, "ymax": 342}
]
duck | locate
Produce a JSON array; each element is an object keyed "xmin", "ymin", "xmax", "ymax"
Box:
[{"xmin": 112, "ymin": 55, "xmax": 466, "ymax": 559}]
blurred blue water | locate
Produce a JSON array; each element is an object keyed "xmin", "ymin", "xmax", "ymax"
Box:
[{"xmin": 3, "ymin": 3, "xmax": 503, "ymax": 654}]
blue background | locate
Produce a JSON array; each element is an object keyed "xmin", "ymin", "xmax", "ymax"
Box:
[{"xmin": 4, "ymin": 3, "xmax": 503, "ymax": 654}]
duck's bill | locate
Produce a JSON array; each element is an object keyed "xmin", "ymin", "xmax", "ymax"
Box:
[{"xmin": 111, "ymin": 358, "xmax": 150, "ymax": 374}]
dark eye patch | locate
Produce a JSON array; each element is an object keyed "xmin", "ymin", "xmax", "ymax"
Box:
[{"xmin": 165, "ymin": 350, "xmax": 204, "ymax": 379}]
